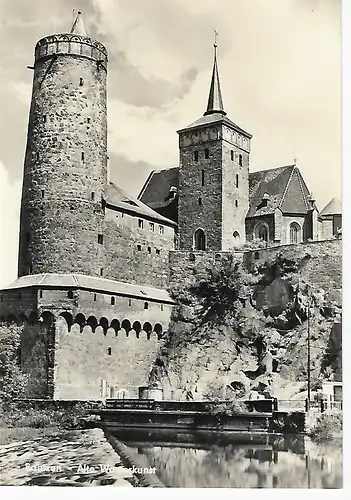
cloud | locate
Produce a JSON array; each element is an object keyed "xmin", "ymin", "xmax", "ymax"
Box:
[{"xmin": 0, "ymin": 161, "xmax": 21, "ymax": 289}]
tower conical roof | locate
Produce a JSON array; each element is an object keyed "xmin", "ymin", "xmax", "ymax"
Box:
[
  {"xmin": 70, "ymin": 11, "xmax": 87, "ymax": 36},
  {"xmin": 204, "ymin": 43, "xmax": 226, "ymax": 116},
  {"xmin": 319, "ymin": 197, "xmax": 342, "ymax": 216}
]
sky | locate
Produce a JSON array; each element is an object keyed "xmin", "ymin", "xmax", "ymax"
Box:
[{"xmin": 0, "ymin": 0, "xmax": 341, "ymax": 287}]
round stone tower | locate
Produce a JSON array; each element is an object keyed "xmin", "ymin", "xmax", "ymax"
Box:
[{"xmin": 18, "ymin": 12, "xmax": 108, "ymax": 278}]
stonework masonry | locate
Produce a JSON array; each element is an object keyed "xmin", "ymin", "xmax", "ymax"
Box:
[{"xmin": 18, "ymin": 34, "xmax": 108, "ymax": 278}]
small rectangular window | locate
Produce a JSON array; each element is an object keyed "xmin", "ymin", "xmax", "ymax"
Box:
[
  {"xmin": 148, "ymin": 247, "xmax": 151, "ymax": 254},
  {"xmin": 236, "ymin": 174, "xmax": 239, "ymax": 188},
  {"xmin": 98, "ymin": 234, "xmax": 103, "ymax": 245},
  {"xmin": 41, "ymin": 190, "xmax": 44, "ymax": 199},
  {"xmin": 137, "ymin": 244, "xmax": 142, "ymax": 251},
  {"xmin": 138, "ymin": 219, "xmax": 144, "ymax": 229},
  {"xmin": 159, "ymin": 225, "xmax": 164, "ymax": 235},
  {"xmin": 129, "ymin": 298, "xmax": 132, "ymax": 307},
  {"xmin": 111, "ymin": 296, "xmax": 115, "ymax": 305},
  {"xmin": 239, "ymin": 154, "xmax": 243, "ymax": 166},
  {"xmin": 156, "ymin": 249, "xmax": 160, "ymax": 255},
  {"xmin": 100, "ymin": 268, "xmax": 103, "ymax": 276},
  {"xmin": 144, "ymin": 302, "xmax": 149, "ymax": 309},
  {"xmin": 81, "ymin": 152, "xmax": 85, "ymax": 162},
  {"xmin": 231, "ymin": 150, "xmax": 234, "ymax": 161},
  {"xmin": 201, "ymin": 170, "xmax": 205, "ymax": 186},
  {"xmin": 194, "ymin": 151, "xmax": 199, "ymax": 162},
  {"xmin": 149, "ymin": 222, "xmax": 155, "ymax": 232},
  {"xmin": 94, "ymin": 293, "xmax": 97, "ymax": 301},
  {"xmin": 205, "ymin": 148, "xmax": 209, "ymax": 159},
  {"xmin": 161, "ymin": 304, "xmax": 164, "ymax": 311},
  {"xmin": 107, "ymin": 347, "xmax": 112, "ymax": 356},
  {"xmin": 39, "ymin": 290, "xmax": 43, "ymax": 298},
  {"xmin": 87, "ymin": 117, "xmax": 91, "ymax": 124},
  {"xmin": 91, "ymin": 192, "xmax": 95, "ymax": 201},
  {"xmin": 67, "ymin": 290, "xmax": 74, "ymax": 299}
]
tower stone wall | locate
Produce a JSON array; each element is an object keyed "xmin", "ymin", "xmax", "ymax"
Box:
[{"xmin": 18, "ymin": 33, "xmax": 108, "ymax": 277}]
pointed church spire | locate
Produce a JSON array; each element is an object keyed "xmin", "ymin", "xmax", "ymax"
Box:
[
  {"xmin": 204, "ymin": 33, "xmax": 226, "ymax": 116},
  {"xmin": 70, "ymin": 10, "xmax": 88, "ymax": 36}
]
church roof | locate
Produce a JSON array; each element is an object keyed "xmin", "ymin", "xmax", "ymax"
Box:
[
  {"xmin": 1, "ymin": 274, "xmax": 174, "ymax": 303},
  {"xmin": 247, "ymin": 164, "xmax": 312, "ymax": 217},
  {"xmin": 107, "ymin": 181, "xmax": 176, "ymax": 226},
  {"xmin": 138, "ymin": 164, "xmax": 313, "ymax": 220},
  {"xmin": 178, "ymin": 113, "xmax": 252, "ymax": 138},
  {"xmin": 319, "ymin": 197, "xmax": 342, "ymax": 217},
  {"xmin": 70, "ymin": 11, "xmax": 87, "ymax": 36}
]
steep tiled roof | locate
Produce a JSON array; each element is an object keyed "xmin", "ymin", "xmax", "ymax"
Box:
[
  {"xmin": 138, "ymin": 164, "xmax": 314, "ymax": 220},
  {"xmin": 107, "ymin": 181, "xmax": 176, "ymax": 226},
  {"xmin": 319, "ymin": 198, "xmax": 342, "ymax": 217},
  {"xmin": 1, "ymin": 274, "xmax": 174, "ymax": 303},
  {"xmin": 177, "ymin": 112, "xmax": 252, "ymax": 138}
]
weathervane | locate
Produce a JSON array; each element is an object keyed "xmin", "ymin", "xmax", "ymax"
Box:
[{"xmin": 214, "ymin": 29, "xmax": 219, "ymax": 48}]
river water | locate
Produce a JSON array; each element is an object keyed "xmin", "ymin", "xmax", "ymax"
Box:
[{"xmin": 119, "ymin": 433, "xmax": 342, "ymax": 488}]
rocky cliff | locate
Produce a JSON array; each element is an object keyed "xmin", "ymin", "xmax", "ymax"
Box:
[{"xmin": 149, "ymin": 240, "xmax": 342, "ymax": 401}]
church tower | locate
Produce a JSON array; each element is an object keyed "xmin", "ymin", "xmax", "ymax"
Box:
[
  {"xmin": 177, "ymin": 41, "xmax": 252, "ymax": 251},
  {"xmin": 18, "ymin": 12, "xmax": 108, "ymax": 277}
]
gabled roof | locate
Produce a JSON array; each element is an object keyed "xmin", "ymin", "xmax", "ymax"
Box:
[
  {"xmin": 107, "ymin": 181, "xmax": 176, "ymax": 227},
  {"xmin": 138, "ymin": 164, "xmax": 314, "ymax": 220},
  {"xmin": 319, "ymin": 197, "xmax": 342, "ymax": 217},
  {"xmin": 247, "ymin": 164, "xmax": 312, "ymax": 217},
  {"xmin": 177, "ymin": 112, "xmax": 252, "ymax": 138},
  {"xmin": 1, "ymin": 274, "xmax": 174, "ymax": 303}
]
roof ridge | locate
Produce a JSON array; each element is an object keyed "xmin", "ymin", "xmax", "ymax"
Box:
[
  {"xmin": 295, "ymin": 167, "xmax": 311, "ymax": 211},
  {"xmin": 278, "ymin": 165, "xmax": 296, "ymax": 210}
]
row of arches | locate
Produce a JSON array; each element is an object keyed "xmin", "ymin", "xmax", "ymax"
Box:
[
  {"xmin": 0, "ymin": 312, "xmax": 165, "ymax": 339},
  {"xmin": 62, "ymin": 313, "xmax": 164, "ymax": 338}
]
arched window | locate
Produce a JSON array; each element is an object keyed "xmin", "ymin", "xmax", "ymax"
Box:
[
  {"xmin": 233, "ymin": 231, "xmax": 240, "ymax": 241},
  {"xmin": 194, "ymin": 228, "xmax": 206, "ymax": 250},
  {"xmin": 289, "ymin": 222, "xmax": 301, "ymax": 244},
  {"xmin": 255, "ymin": 222, "xmax": 270, "ymax": 242}
]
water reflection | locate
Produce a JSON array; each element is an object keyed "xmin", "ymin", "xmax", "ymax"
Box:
[{"xmin": 117, "ymin": 432, "xmax": 342, "ymax": 488}]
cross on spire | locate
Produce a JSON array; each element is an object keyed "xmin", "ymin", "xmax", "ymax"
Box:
[{"xmin": 204, "ymin": 31, "xmax": 226, "ymax": 116}]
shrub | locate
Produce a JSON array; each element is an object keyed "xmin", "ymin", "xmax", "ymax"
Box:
[{"xmin": 309, "ymin": 412, "xmax": 342, "ymax": 442}]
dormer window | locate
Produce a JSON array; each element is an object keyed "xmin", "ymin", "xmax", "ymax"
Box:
[{"xmin": 261, "ymin": 193, "xmax": 270, "ymax": 207}]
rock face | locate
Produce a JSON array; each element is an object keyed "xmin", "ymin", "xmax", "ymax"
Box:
[{"xmin": 150, "ymin": 246, "xmax": 342, "ymax": 401}]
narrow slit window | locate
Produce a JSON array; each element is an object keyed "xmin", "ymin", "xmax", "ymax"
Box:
[
  {"xmin": 107, "ymin": 347, "xmax": 112, "ymax": 356},
  {"xmin": 198, "ymin": 197, "xmax": 202, "ymax": 206},
  {"xmin": 194, "ymin": 150, "xmax": 199, "ymax": 162},
  {"xmin": 43, "ymin": 115, "xmax": 47, "ymax": 123},
  {"xmin": 41, "ymin": 190, "xmax": 45, "ymax": 199},
  {"xmin": 91, "ymin": 192, "xmax": 95, "ymax": 201},
  {"xmin": 100, "ymin": 268, "xmax": 103, "ymax": 276},
  {"xmin": 129, "ymin": 298, "xmax": 132, "ymax": 307},
  {"xmin": 81, "ymin": 152, "xmax": 85, "ymax": 162},
  {"xmin": 201, "ymin": 170, "xmax": 205, "ymax": 186},
  {"xmin": 94, "ymin": 293, "xmax": 97, "ymax": 301},
  {"xmin": 79, "ymin": 77, "xmax": 84, "ymax": 86},
  {"xmin": 205, "ymin": 148, "xmax": 209, "ymax": 159},
  {"xmin": 39, "ymin": 290, "xmax": 43, "ymax": 298},
  {"xmin": 111, "ymin": 296, "xmax": 115, "ymax": 305},
  {"xmin": 87, "ymin": 117, "xmax": 91, "ymax": 124},
  {"xmin": 36, "ymin": 152, "xmax": 39, "ymax": 162},
  {"xmin": 235, "ymin": 200, "xmax": 238, "ymax": 207},
  {"xmin": 239, "ymin": 154, "xmax": 243, "ymax": 166},
  {"xmin": 148, "ymin": 247, "xmax": 151, "ymax": 254},
  {"xmin": 144, "ymin": 302, "xmax": 149, "ymax": 310},
  {"xmin": 138, "ymin": 219, "xmax": 144, "ymax": 229},
  {"xmin": 161, "ymin": 304, "xmax": 164, "ymax": 311},
  {"xmin": 236, "ymin": 174, "xmax": 239, "ymax": 188},
  {"xmin": 231, "ymin": 150, "xmax": 234, "ymax": 161},
  {"xmin": 98, "ymin": 234, "xmax": 103, "ymax": 245}
]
